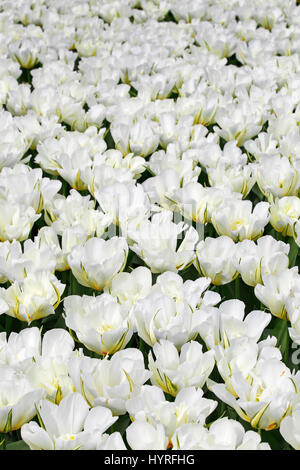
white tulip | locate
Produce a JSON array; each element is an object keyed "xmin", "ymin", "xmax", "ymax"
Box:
[
  {"xmin": 212, "ymin": 199, "xmax": 270, "ymax": 242},
  {"xmin": 152, "ymin": 271, "xmax": 219, "ymax": 310},
  {"xmin": 195, "ymin": 236, "xmax": 238, "ymax": 285},
  {"xmin": 269, "ymin": 196, "xmax": 300, "ymax": 237},
  {"xmin": 68, "ymin": 349, "xmax": 152, "ymax": 415},
  {"xmin": 68, "ymin": 237, "xmax": 128, "ymax": 291},
  {"xmin": 126, "ymin": 385, "xmax": 217, "ymax": 441},
  {"xmin": 129, "ymin": 210, "xmax": 198, "ymax": 273},
  {"xmin": 126, "ymin": 420, "xmax": 168, "ymax": 450},
  {"xmin": 0, "ymin": 272, "xmax": 65, "ymax": 324},
  {"xmin": 0, "ymin": 364, "xmax": 45, "ymax": 432},
  {"xmin": 208, "ymin": 357, "xmax": 298, "ymax": 431},
  {"xmin": 254, "ymin": 267, "xmax": 300, "ymax": 320},
  {"xmin": 106, "ymin": 266, "xmax": 152, "ymax": 308},
  {"xmin": 21, "ymin": 392, "xmax": 125, "ymax": 450},
  {"xmin": 198, "ymin": 299, "xmax": 271, "ymax": 350},
  {"xmin": 233, "ymin": 235, "xmax": 290, "ymax": 287},
  {"xmin": 256, "ymin": 155, "xmax": 299, "ymax": 199},
  {"xmin": 172, "ymin": 418, "xmax": 270, "ymax": 450},
  {"xmin": 148, "ymin": 340, "xmax": 215, "ymax": 395},
  {"xmin": 280, "ymin": 405, "xmax": 300, "ymax": 450},
  {"xmin": 64, "ymin": 293, "xmax": 133, "ymax": 355},
  {"xmin": 133, "ymin": 290, "xmax": 204, "ymax": 349}
]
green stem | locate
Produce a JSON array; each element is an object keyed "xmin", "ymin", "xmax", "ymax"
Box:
[
  {"xmin": 62, "ymin": 180, "xmax": 69, "ymax": 198},
  {"xmin": 5, "ymin": 315, "xmax": 13, "ymax": 336},
  {"xmin": 26, "ymin": 68, "xmax": 31, "ymax": 84},
  {"xmin": 0, "ymin": 433, "xmax": 6, "ymax": 450},
  {"xmin": 70, "ymin": 271, "xmax": 76, "ymax": 295},
  {"xmin": 235, "ymin": 276, "xmax": 240, "ymax": 300}
]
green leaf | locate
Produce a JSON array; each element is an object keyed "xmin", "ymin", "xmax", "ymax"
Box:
[
  {"xmin": 273, "ymin": 318, "xmax": 289, "ymax": 364},
  {"xmin": 107, "ymin": 414, "xmax": 131, "ymax": 437},
  {"xmin": 251, "ymin": 183, "xmax": 264, "ymax": 201},
  {"xmin": 260, "ymin": 429, "xmax": 292, "ymax": 450},
  {"xmin": 288, "ymin": 237, "xmax": 299, "ymax": 268},
  {"xmin": 6, "ymin": 440, "xmax": 30, "ymax": 450}
]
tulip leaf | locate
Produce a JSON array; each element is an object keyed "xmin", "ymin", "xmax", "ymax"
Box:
[
  {"xmin": 107, "ymin": 414, "xmax": 131, "ymax": 437},
  {"xmin": 3, "ymin": 409, "xmax": 12, "ymax": 433},
  {"xmin": 6, "ymin": 440, "xmax": 30, "ymax": 450},
  {"xmin": 251, "ymin": 183, "xmax": 264, "ymax": 201},
  {"xmin": 288, "ymin": 238, "xmax": 299, "ymax": 268},
  {"xmin": 273, "ymin": 318, "xmax": 290, "ymax": 365}
]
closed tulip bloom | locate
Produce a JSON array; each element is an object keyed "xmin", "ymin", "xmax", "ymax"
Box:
[
  {"xmin": 174, "ymin": 183, "xmax": 242, "ymax": 225},
  {"xmin": 34, "ymin": 226, "xmax": 67, "ymax": 272},
  {"xmin": 215, "ymin": 336, "xmax": 280, "ymax": 385},
  {"xmin": 233, "ymin": 235, "xmax": 290, "ymax": 287},
  {"xmin": 172, "ymin": 418, "xmax": 270, "ymax": 450},
  {"xmin": 67, "ymin": 236, "xmax": 128, "ymax": 291},
  {"xmin": 208, "ymin": 356, "xmax": 298, "ymax": 431},
  {"xmin": 129, "ymin": 210, "xmax": 198, "ymax": 273},
  {"xmin": 64, "ymin": 293, "xmax": 133, "ymax": 355},
  {"xmin": 214, "ymin": 104, "xmax": 262, "ymax": 147},
  {"xmin": 21, "ymin": 392, "xmax": 124, "ymax": 450},
  {"xmin": 195, "ymin": 236, "xmax": 238, "ymax": 285},
  {"xmin": 68, "ymin": 349, "xmax": 152, "ymax": 415},
  {"xmin": 106, "ymin": 266, "xmax": 152, "ymax": 308},
  {"xmin": 269, "ymin": 196, "xmax": 300, "ymax": 237},
  {"xmin": 255, "ymin": 155, "xmax": 299, "ymax": 199},
  {"xmin": 133, "ymin": 291, "xmax": 204, "ymax": 349},
  {"xmin": 20, "ymin": 329, "xmax": 77, "ymax": 404},
  {"xmin": 126, "ymin": 420, "xmax": 168, "ymax": 450},
  {"xmin": 0, "ymin": 272, "xmax": 65, "ymax": 324},
  {"xmin": 148, "ymin": 340, "xmax": 215, "ymax": 395},
  {"xmin": 0, "ymin": 327, "xmax": 42, "ymax": 367},
  {"xmin": 198, "ymin": 299, "xmax": 271, "ymax": 350},
  {"xmin": 126, "ymin": 385, "xmax": 217, "ymax": 442},
  {"xmin": 244, "ymin": 133, "xmax": 278, "ymax": 161},
  {"xmin": 0, "ymin": 238, "xmax": 58, "ymax": 283},
  {"xmin": 0, "ymin": 163, "xmax": 61, "ymax": 214},
  {"xmin": 11, "ymin": 39, "xmax": 39, "ymax": 69},
  {"xmin": 95, "ymin": 182, "xmax": 151, "ymax": 233},
  {"xmin": 254, "ymin": 267, "xmax": 300, "ymax": 320},
  {"xmin": 212, "ymin": 199, "xmax": 270, "ymax": 242},
  {"xmin": 173, "ymin": 182, "xmax": 211, "ymax": 224},
  {"xmin": 45, "ymin": 189, "xmax": 112, "ymax": 239},
  {"xmin": 152, "ymin": 271, "xmax": 219, "ymax": 310},
  {"xmin": 0, "ymin": 202, "xmax": 40, "ymax": 242},
  {"xmin": 0, "ymin": 364, "xmax": 45, "ymax": 432},
  {"xmin": 24, "ymin": 355, "xmax": 75, "ymax": 405},
  {"xmin": 0, "ymin": 327, "xmax": 74, "ymax": 369},
  {"xmin": 207, "ymin": 160, "xmax": 256, "ymax": 198},
  {"xmin": 280, "ymin": 406, "xmax": 300, "ymax": 450},
  {"xmin": 129, "ymin": 119, "xmax": 160, "ymax": 157}
]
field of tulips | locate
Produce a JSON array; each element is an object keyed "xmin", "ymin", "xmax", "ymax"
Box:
[{"xmin": 1, "ymin": 0, "xmax": 300, "ymax": 451}]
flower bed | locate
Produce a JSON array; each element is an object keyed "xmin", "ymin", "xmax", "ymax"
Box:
[{"xmin": 0, "ymin": 0, "xmax": 300, "ymax": 451}]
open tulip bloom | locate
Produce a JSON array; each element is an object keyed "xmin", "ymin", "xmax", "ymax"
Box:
[{"xmin": 1, "ymin": 0, "xmax": 300, "ymax": 452}]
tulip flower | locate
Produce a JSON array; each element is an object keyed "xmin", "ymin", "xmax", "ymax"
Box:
[
  {"xmin": 195, "ymin": 236, "xmax": 239, "ymax": 285},
  {"xmin": 233, "ymin": 235, "xmax": 290, "ymax": 287},
  {"xmin": 148, "ymin": 340, "xmax": 215, "ymax": 395},
  {"xmin": 68, "ymin": 349, "xmax": 152, "ymax": 415},
  {"xmin": 68, "ymin": 236, "xmax": 128, "ymax": 291},
  {"xmin": 64, "ymin": 293, "xmax": 133, "ymax": 355},
  {"xmin": 21, "ymin": 392, "xmax": 125, "ymax": 450},
  {"xmin": 129, "ymin": 210, "xmax": 198, "ymax": 273},
  {"xmin": 0, "ymin": 364, "xmax": 45, "ymax": 432}
]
